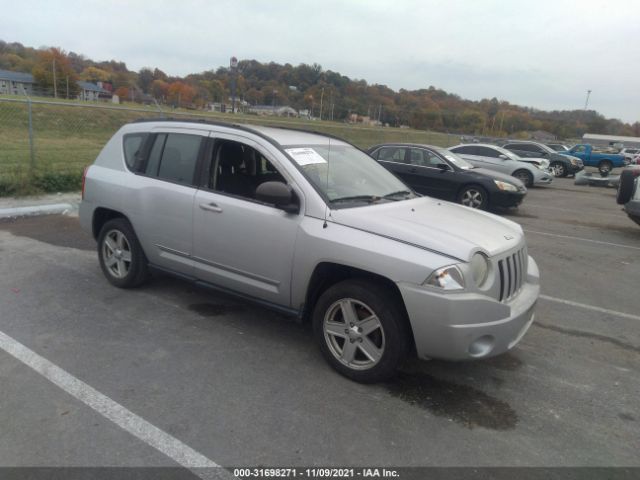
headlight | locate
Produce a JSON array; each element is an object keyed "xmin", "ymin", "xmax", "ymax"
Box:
[
  {"xmin": 470, "ymin": 253, "xmax": 489, "ymax": 287},
  {"xmin": 570, "ymin": 158, "xmax": 577, "ymax": 165},
  {"xmin": 494, "ymin": 180, "xmax": 518, "ymax": 192},
  {"xmin": 424, "ymin": 265, "xmax": 464, "ymax": 290}
]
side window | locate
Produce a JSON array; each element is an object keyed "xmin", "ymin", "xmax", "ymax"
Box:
[
  {"xmin": 477, "ymin": 147, "xmax": 499, "ymax": 158},
  {"xmin": 409, "ymin": 149, "xmax": 444, "ymax": 167},
  {"xmin": 210, "ymin": 140, "xmax": 286, "ymax": 201},
  {"xmin": 123, "ymin": 133, "xmax": 149, "ymax": 172},
  {"xmin": 378, "ymin": 147, "xmax": 407, "ymax": 163},
  {"xmin": 573, "ymin": 145, "xmax": 586, "ymax": 154},
  {"xmin": 145, "ymin": 134, "xmax": 167, "ymax": 177},
  {"xmin": 508, "ymin": 144, "xmax": 532, "ymax": 152},
  {"xmin": 453, "ymin": 146, "xmax": 475, "ymax": 155},
  {"xmin": 154, "ymin": 133, "xmax": 202, "ymax": 185}
]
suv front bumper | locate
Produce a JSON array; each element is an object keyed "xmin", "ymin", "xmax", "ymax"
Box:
[{"xmin": 399, "ymin": 256, "xmax": 540, "ymax": 360}]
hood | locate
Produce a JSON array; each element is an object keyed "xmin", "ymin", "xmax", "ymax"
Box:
[
  {"xmin": 467, "ymin": 167, "xmax": 526, "ymax": 188},
  {"xmin": 329, "ymin": 197, "xmax": 524, "ymax": 261}
]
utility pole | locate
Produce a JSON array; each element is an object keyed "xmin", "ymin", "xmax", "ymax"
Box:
[
  {"xmin": 584, "ymin": 89, "xmax": 592, "ymax": 110},
  {"xmin": 52, "ymin": 58, "xmax": 57, "ymax": 98},
  {"xmin": 66, "ymin": 76, "xmax": 69, "ymax": 99},
  {"xmin": 330, "ymin": 89, "xmax": 334, "ymax": 121},
  {"xmin": 319, "ymin": 87, "xmax": 325, "ymax": 121},
  {"xmin": 230, "ymin": 56, "xmax": 238, "ymax": 113}
]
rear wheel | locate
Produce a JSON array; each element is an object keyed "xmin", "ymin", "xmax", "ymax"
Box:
[
  {"xmin": 550, "ymin": 161, "xmax": 566, "ymax": 177},
  {"xmin": 598, "ymin": 160, "xmax": 613, "ymax": 175},
  {"xmin": 312, "ymin": 279, "xmax": 409, "ymax": 383},
  {"xmin": 97, "ymin": 218, "xmax": 148, "ymax": 288},
  {"xmin": 458, "ymin": 185, "xmax": 488, "ymax": 210},
  {"xmin": 513, "ymin": 169, "xmax": 533, "ymax": 187}
]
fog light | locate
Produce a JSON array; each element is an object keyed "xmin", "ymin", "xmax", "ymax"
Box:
[{"xmin": 468, "ymin": 335, "xmax": 495, "ymax": 357}]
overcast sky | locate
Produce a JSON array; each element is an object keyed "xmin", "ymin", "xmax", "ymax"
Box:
[{"xmin": 2, "ymin": 0, "xmax": 638, "ymax": 122}]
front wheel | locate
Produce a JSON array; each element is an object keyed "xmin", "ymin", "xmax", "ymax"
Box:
[
  {"xmin": 550, "ymin": 161, "xmax": 567, "ymax": 177},
  {"xmin": 513, "ymin": 169, "xmax": 533, "ymax": 188},
  {"xmin": 458, "ymin": 185, "xmax": 488, "ymax": 210},
  {"xmin": 312, "ymin": 279, "xmax": 410, "ymax": 383},
  {"xmin": 97, "ymin": 218, "xmax": 149, "ymax": 288}
]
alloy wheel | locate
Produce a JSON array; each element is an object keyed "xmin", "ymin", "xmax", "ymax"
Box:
[
  {"xmin": 323, "ymin": 298, "xmax": 385, "ymax": 371},
  {"xmin": 461, "ymin": 188, "xmax": 484, "ymax": 208},
  {"xmin": 101, "ymin": 229, "xmax": 132, "ymax": 279}
]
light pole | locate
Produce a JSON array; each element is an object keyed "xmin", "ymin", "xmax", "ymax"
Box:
[
  {"xmin": 230, "ymin": 56, "xmax": 238, "ymax": 113},
  {"xmin": 584, "ymin": 89, "xmax": 592, "ymax": 110},
  {"xmin": 319, "ymin": 87, "xmax": 324, "ymax": 121}
]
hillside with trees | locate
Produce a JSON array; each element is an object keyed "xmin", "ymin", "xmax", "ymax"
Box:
[{"xmin": 1, "ymin": 40, "xmax": 638, "ymax": 139}]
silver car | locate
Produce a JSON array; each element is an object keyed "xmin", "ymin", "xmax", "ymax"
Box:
[
  {"xmin": 80, "ymin": 120, "xmax": 540, "ymax": 383},
  {"xmin": 449, "ymin": 143, "xmax": 553, "ymax": 187}
]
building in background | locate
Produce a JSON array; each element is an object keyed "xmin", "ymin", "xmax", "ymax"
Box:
[
  {"xmin": 77, "ymin": 81, "xmax": 112, "ymax": 101},
  {"xmin": 583, "ymin": 133, "xmax": 640, "ymax": 148},
  {"xmin": 0, "ymin": 69, "xmax": 34, "ymax": 95}
]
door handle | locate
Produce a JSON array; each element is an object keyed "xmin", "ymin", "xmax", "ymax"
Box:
[
  {"xmin": 199, "ymin": 202, "xmax": 223, "ymax": 213},
  {"xmin": 409, "ymin": 167, "xmax": 417, "ymax": 173}
]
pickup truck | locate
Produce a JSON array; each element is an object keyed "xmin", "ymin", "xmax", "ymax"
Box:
[{"xmin": 559, "ymin": 144, "xmax": 626, "ymax": 174}]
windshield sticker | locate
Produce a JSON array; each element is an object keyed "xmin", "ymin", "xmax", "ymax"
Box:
[{"xmin": 285, "ymin": 147, "xmax": 328, "ymax": 166}]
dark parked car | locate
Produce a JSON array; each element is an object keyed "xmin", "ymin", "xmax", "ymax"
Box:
[
  {"xmin": 368, "ymin": 143, "xmax": 527, "ymax": 210},
  {"xmin": 617, "ymin": 167, "xmax": 640, "ymax": 226},
  {"xmin": 502, "ymin": 141, "xmax": 584, "ymax": 177},
  {"xmin": 546, "ymin": 143, "xmax": 570, "ymax": 152}
]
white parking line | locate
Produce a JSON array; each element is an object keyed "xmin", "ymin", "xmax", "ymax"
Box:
[
  {"xmin": 0, "ymin": 330, "xmax": 228, "ymax": 480},
  {"xmin": 540, "ymin": 295, "xmax": 640, "ymax": 322},
  {"xmin": 524, "ymin": 230, "xmax": 640, "ymax": 251}
]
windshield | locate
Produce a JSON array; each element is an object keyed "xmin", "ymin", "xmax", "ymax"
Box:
[
  {"xmin": 285, "ymin": 143, "xmax": 413, "ymax": 205},
  {"xmin": 435, "ymin": 148, "xmax": 474, "ymax": 170}
]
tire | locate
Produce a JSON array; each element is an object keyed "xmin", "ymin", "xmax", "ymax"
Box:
[
  {"xmin": 598, "ymin": 160, "xmax": 613, "ymax": 175},
  {"xmin": 513, "ymin": 169, "xmax": 533, "ymax": 188},
  {"xmin": 617, "ymin": 170, "xmax": 636, "ymax": 205},
  {"xmin": 312, "ymin": 279, "xmax": 410, "ymax": 383},
  {"xmin": 457, "ymin": 185, "xmax": 488, "ymax": 210},
  {"xmin": 97, "ymin": 218, "xmax": 149, "ymax": 288},
  {"xmin": 550, "ymin": 161, "xmax": 567, "ymax": 177}
]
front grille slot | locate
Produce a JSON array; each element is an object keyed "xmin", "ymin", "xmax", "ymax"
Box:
[{"xmin": 497, "ymin": 247, "xmax": 527, "ymax": 302}]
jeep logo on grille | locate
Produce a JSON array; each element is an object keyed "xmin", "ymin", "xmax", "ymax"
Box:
[{"xmin": 504, "ymin": 235, "xmax": 514, "ymax": 240}]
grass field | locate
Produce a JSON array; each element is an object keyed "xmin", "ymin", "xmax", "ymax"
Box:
[{"xmin": 0, "ymin": 96, "xmax": 457, "ymax": 195}]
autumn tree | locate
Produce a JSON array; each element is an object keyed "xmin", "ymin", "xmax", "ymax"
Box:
[
  {"xmin": 167, "ymin": 81, "xmax": 196, "ymax": 107},
  {"xmin": 80, "ymin": 66, "xmax": 111, "ymax": 83},
  {"xmin": 32, "ymin": 47, "xmax": 79, "ymax": 98}
]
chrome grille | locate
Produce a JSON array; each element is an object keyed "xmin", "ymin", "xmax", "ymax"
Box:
[{"xmin": 498, "ymin": 247, "xmax": 527, "ymax": 302}]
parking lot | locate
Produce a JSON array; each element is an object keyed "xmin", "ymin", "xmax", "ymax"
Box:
[{"xmin": 0, "ymin": 177, "xmax": 639, "ymax": 474}]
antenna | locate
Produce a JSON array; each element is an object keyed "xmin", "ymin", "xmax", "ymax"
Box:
[{"xmin": 323, "ymin": 138, "xmax": 331, "ymax": 229}]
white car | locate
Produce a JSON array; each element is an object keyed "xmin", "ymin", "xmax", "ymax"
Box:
[
  {"xmin": 619, "ymin": 148, "xmax": 640, "ymax": 164},
  {"xmin": 449, "ymin": 144, "xmax": 553, "ymax": 187}
]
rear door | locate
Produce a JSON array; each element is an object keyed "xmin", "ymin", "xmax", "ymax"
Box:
[
  {"xmin": 127, "ymin": 128, "xmax": 208, "ymax": 276},
  {"xmin": 405, "ymin": 148, "xmax": 457, "ymax": 199}
]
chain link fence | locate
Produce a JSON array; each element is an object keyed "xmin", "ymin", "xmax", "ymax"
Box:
[{"xmin": 0, "ymin": 96, "xmax": 462, "ymax": 196}]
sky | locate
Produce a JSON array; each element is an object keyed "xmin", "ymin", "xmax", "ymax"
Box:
[{"xmin": 1, "ymin": 0, "xmax": 639, "ymax": 123}]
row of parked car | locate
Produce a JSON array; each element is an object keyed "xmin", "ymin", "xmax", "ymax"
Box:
[{"xmin": 367, "ymin": 141, "xmax": 559, "ymax": 211}]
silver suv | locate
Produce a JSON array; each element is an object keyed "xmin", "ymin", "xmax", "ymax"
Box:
[{"xmin": 80, "ymin": 120, "xmax": 540, "ymax": 382}]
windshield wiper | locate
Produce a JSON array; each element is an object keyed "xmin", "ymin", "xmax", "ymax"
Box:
[
  {"xmin": 330, "ymin": 195, "xmax": 381, "ymax": 204},
  {"xmin": 382, "ymin": 190, "xmax": 413, "ymax": 200}
]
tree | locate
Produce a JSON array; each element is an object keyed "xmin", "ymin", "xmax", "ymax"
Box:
[
  {"xmin": 80, "ymin": 66, "xmax": 111, "ymax": 83},
  {"xmin": 167, "ymin": 81, "xmax": 196, "ymax": 107},
  {"xmin": 138, "ymin": 68, "xmax": 154, "ymax": 93},
  {"xmin": 151, "ymin": 79, "xmax": 169, "ymax": 100},
  {"xmin": 32, "ymin": 47, "xmax": 79, "ymax": 98}
]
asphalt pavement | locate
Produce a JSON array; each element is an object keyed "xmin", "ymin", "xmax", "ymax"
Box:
[{"xmin": 0, "ymin": 177, "xmax": 638, "ymax": 475}]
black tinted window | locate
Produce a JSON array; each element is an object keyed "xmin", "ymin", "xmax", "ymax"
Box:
[
  {"xmin": 452, "ymin": 146, "xmax": 475, "ymax": 155},
  {"xmin": 145, "ymin": 134, "xmax": 167, "ymax": 177},
  {"xmin": 377, "ymin": 147, "xmax": 407, "ymax": 163},
  {"xmin": 155, "ymin": 133, "xmax": 202, "ymax": 185},
  {"xmin": 123, "ymin": 133, "xmax": 148, "ymax": 172},
  {"xmin": 477, "ymin": 147, "xmax": 500, "ymax": 157},
  {"xmin": 507, "ymin": 143, "xmax": 534, "ymax": 152}
]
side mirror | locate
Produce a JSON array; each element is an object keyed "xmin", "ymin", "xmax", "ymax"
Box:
[
  {"xmin": 255, "ymin": 181, "xmax": 299, "ymax": 213},
  {"xmin": 499, "ymin": 154, "xmax": 508, "ymax": 160},
  {"xmin": 436, "ymin": 163, "xmax": 450, "ymax": 171}
]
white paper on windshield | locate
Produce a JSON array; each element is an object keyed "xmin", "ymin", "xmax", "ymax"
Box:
[{"xmin": 285, "ymin": 147, "xmax": 327, "ymax": 166}]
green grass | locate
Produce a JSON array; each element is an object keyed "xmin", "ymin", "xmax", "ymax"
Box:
[{"xmin": 0, "ymin": 97, "xmax": 457, "ymax": 196}]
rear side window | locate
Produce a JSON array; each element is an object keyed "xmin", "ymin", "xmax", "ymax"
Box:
[
  {"xmin": 123, "ymin": 133, "xmax": 149, "ymax": 171},
  {"xmin": 144, "ymin": 133, "xmax": 202, "ymax": 186},
  {"xmin": 477, "ymin": 147, "xmax": 499, "ymax": 157},
  {"xmin": 452, "ymin": 146, "xmax": 476, "ymax": 155},
  {"xmin": 377, "ymin": 147, "xmax": 407, "ymax": 163}
]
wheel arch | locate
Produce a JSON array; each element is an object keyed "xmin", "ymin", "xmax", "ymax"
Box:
[
  {"xmin": 92, "ymin": 207, "xmax": 128, "ymax": 239},
  {"xmin": 301, "ymin": 262, "xmax": 416, "ymax": 354}
]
